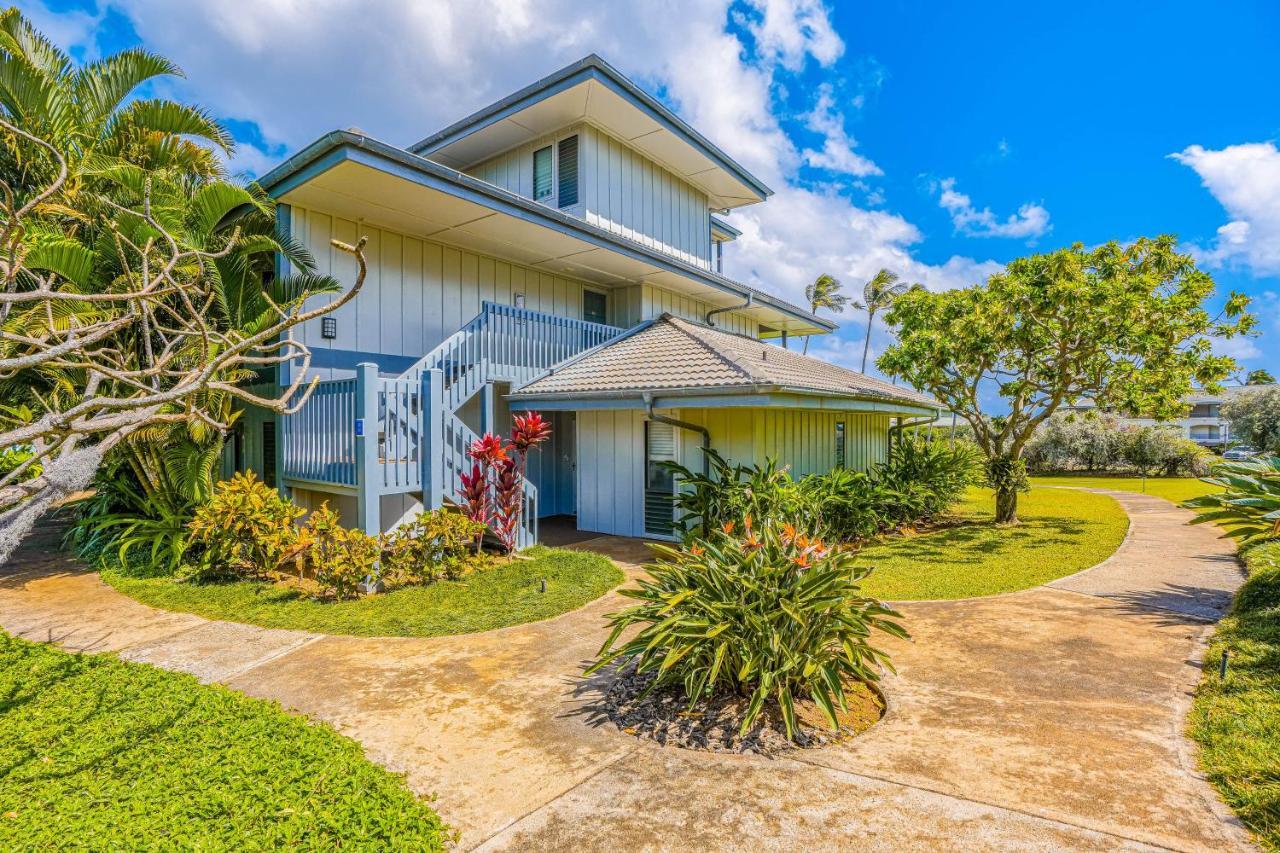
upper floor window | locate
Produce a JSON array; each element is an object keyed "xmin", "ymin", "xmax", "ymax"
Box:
[
  {"xmin": 557, "ymin": 135, "xmax": 579, "ymax": 208},
  {"xmin": 533, "ymin": 145, "xmax": 553, "ymax": 201},
  {"xmin": 531, "ymin": 134, "xmax": 580, "ymax": 209}
]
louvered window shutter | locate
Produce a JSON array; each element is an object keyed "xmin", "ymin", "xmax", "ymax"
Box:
[{"xmin": 557, "ymin": 135, "xmax": 579, "ymax": 208}]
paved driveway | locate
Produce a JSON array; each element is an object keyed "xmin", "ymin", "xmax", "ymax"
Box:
[{"xmin": 0, "ymin": 491, "xmax": 1251, "ymax": 851}]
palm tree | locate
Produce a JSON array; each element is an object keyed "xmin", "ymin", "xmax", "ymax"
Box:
[
  {"xmin": 851, "ymin": 269, "xmax": 921, "ymax": 373},
  {"xmin": 803, "ymin": 273, "xmax": 848, "ymax": 354},
  {"xmin": 0, "ymin": 7, "xmax": 232, "ymax": 203}
]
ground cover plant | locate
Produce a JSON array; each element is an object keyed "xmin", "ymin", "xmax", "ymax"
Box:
[
  {"xmin": 1190, "ymin": 539, "xmax": 1280, "ymax": 848},
  {"xmin": 103, "ymin": 546, "xmax": 621, "ymax": 637},
  {"xmin": 854, "ymin": 485, "xmax": 1129, "ymax": 600},
  {"xmin": 0, "ymin": 633, "xmax": 449, "ymax": 850},
  {"xmin": 587, "ymin": 515, "xmax": 906, "ymax": 741}
]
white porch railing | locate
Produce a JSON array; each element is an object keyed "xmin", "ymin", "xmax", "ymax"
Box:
[{"xmin": 280, "ymin": 301, "xmax": 624, "ymax": 547}]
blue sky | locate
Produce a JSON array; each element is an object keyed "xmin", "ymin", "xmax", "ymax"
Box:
[{"xmin": 24, "ymin": 0, "xmax": 1280, "ymax": 390}]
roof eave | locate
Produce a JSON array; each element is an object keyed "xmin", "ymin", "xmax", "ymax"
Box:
[
  {"xmin": 509, "ymin": 383, "xmax": 941, "ymax": 416},
  {"xmin": 255, "ymin": 132, "xmax": 831, "ymax": 333},
  {"xmin": 407, "ymin": 54, "xmax": 773, "ymax": 202}
]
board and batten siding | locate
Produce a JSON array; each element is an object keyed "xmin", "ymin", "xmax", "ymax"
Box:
[
  {"xmin": 287, "ymin": 205, "xmax": 761, "ymax": 381},
  {"xmin": 576, "ymin": 407, "xmax": 892, "ymax": 538},
  {"xmin": 576, "ymin": 410, "xmax": 647, "ymax": 537},
  {"xmin": 465, "ymin": 123, "xmax": 714, "ymax": 271},
  {"xmin": 289, "ymin": 206, "xmax": 598, "ymax": 379},
  {"xmin": 675, "ymin": 409, "xmax": 891, "ymax": 478},
  {"xmin": 612, "ymin": 283, "xmax": 758, "ymax": 338}
]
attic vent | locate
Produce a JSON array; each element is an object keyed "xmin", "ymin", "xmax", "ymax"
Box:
[{"xmin": 557, "ymin": 135, "xmax": 579, "ymax": 208}]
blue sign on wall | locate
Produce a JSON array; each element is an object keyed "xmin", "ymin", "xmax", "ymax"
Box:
[{"xmin": 354, "ymin": 418, "xmax": 365, "ymax": 437}]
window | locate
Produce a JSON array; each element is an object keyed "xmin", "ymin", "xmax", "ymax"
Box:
[
  {"xmin": 557, "ymin": 135, "xmax": 579, "ymax": 208},
  {"xmin": 583, "ymin": 290, "xmax": 607, "ymax": 325},
  {"xmin": 644, "ymin": 421, "xmax": 677, "ymax": 536},
  {"xmin": 533, "ymin": 145, "xmax": 553, "ymax": 201},
  {"xmin": 835, "ymin": 421, "xmax": 846, "ymax": 468},
  {"xmin": 715, "ymin": 241, "xmax": 723, "ymax": 273}
]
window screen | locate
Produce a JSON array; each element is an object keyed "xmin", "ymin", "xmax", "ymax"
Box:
[
  {"xmin": 557, "ymin": 135, "xmax": 579, "ymax": 208},
  {"xmin": 835, "ymin": 421, "xmax": 846, "ymax": 468},
  {"xmin": 533, "ymin": 145, "xmax": 553, "ymax": 200}
]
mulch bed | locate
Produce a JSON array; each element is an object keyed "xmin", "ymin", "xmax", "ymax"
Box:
[{"xmin": 603, "ymin": 664, "xmax": 885, "ymax": 755}]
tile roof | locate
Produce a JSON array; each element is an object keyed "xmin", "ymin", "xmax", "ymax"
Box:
[{"xmin": 511, "ymin": 314, "xmax": 941, "ymax": 409}]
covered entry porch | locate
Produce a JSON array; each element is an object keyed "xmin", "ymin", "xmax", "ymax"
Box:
[{"xmin": 507, "ymin": 312, "xmax": 941, "ymax": 539}]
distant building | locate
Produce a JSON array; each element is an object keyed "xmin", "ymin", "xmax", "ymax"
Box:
[{"xmin": 1061, "ymin": 385, "xmax": 1276, "ymax": 448}]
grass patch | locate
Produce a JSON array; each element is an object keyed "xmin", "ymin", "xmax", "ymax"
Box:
[
  {"xmin": 1190, "ymin": 540, "xmax": 1280, "ymax": 848},
  {"xmin": 0, "ymin": 633, "xmax": 448, "ymax": 850},
  {"xmin": 855, "ymin": 485, "xmax": 1129, "ymax": 600},
  {"xmin": 102, "ymin": 546, "xmax": 622, "ymax": 638},
  {"xmin": 1030, "ymin": 474, "xmax": 1222, "ymax": 505}
]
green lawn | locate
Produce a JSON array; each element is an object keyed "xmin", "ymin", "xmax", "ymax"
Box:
[
  {"xmin": 104, "ymin": 546, "xmax": 622, "ymax": 638},
  {"xmin": 1190, "ymin": 540, "xmax": 1280, "ymax": 849},
  {"xmin": 855, "ymin": 485, "xmax": 1129, "ymax": 600},
  {"xmin": 0, "ymin": 633, "xmax": 448, "ymax": 850},
  {"xmin": 1029, "ymin": 474, "xmax": 1222, "ymax": 505}
]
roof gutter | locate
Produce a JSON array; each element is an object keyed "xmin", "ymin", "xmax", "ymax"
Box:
[{"xmin": 644, "ymin": 392, "xmax": 710, "ymax": 476}]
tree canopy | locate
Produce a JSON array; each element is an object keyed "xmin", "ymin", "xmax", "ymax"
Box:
[
  {"xmin": 1223, "ymin": 387, "xmax": 1280, "ymax": 453},
  {"xmin": 879, "ymin": 237, "xmax": 1254, "ymax": 523}
]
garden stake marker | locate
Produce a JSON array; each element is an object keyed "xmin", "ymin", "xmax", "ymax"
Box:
[{"xmin": 1220, "ymin": 649, "xmax": 1229, "ymax": 679}]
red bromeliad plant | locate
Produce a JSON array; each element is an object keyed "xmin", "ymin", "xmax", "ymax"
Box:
[{"xmin": 463, "ymin": 413, "xmax": 553, "ymax": 553}]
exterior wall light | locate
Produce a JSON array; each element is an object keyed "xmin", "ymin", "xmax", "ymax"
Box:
[{"xmin": 321, "ymin": 317, "xmax": 337, "ymax": 339}]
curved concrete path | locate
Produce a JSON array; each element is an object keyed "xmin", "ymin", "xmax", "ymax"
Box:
[{"xmin": 0, "ymin": 490, "xmax": 1252, "ymax": 851}]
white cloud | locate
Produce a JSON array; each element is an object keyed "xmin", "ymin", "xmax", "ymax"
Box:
[
  {"xmin": 934, "ymin": 177, "xmax": 1051, "ymax": 240},
  {"xmin": 95, "ymin": 0, "xmax": 1003, "ymax": 351},
  {"xmin": 18, "ymin": 0, "xmax": 104, "ymax": 59},
  {"xmin": 1170, "ymin": 142, "xmax": 1280, "ymax": 276},
  {"xmin": 800, "ymin": 83, "xmax": 881, "ymax": 177}
]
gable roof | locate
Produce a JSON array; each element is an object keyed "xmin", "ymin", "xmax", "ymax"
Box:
[
  {"xmin": 510, "ymin": 313, "xmax": 940, "ymax": 413},
  {"xmin": 409, "ymin": 54, "xmax": 771, "ymax": 210}
]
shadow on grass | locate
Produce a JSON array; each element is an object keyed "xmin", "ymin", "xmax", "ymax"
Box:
[{"xmin": 861, "ymin": 516, "xmax": 1090, "ymax": 565}]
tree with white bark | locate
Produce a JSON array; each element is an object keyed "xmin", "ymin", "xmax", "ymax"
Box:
[{"xmin": 0, "ymin": 119, "xmax": 366, "ymax": 563}]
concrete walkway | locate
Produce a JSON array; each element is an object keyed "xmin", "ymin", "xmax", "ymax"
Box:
[{"xmin": 0, "ymin": 490, "xmax": 1252, "ymax": 851}]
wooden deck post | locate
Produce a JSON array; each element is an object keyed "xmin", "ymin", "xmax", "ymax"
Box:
[
  {"xmin": 420, "ymin": 368, "xmax": 445, "ymax": 510},
  {"xmin": 355, "ymin": 362, "xmax": 380, "ymax": 535}
]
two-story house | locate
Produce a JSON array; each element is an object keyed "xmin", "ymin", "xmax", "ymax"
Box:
[{"xmin": 247, "ymin": 55, "xmax": 939, "ymax": 544}]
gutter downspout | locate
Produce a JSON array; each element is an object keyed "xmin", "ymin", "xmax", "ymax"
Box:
[
  {"xmin": 644, "ymin": 393, "xmax": 711, "ymax": 475},
  {"xmin": 705, "ymin": 293, "xmax": 753, "ymax": 327}
]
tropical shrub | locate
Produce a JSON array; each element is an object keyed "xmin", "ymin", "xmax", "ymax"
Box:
[
  {"xmin": 184, "ymin": 472, "xmax": 304, "ymax": 581},
  {"xmin": 664, "ymin": 449, "xmax": 817, "ymax": 538},
  {"xmin": 1184, "ymin": 456, "xmax": 1280, "ymax": 542},
  {"xmin": 874, "ymin": 438, "xmax": 982, "ymax": 520},
  {"xmin": 462, "ymin": 413, "xmax": 553, "ymax": 552},
  {"xmin": 586, "ymin": 515, "xmax": 907, "ymax": 739},
  {"xmin": 299, "ymin": 505, "xmax": 379, "ymax": 601},
  {"xmin": 797, "ymin": 468, "xmax": 892, "ymax": 540},
  {"xmin": 381, "ymin": 510, "xmax": 485, "ymax": 585},
  {"xmin": 66, "ymin": 456, "xmax": 195, "ymax": 576}
]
